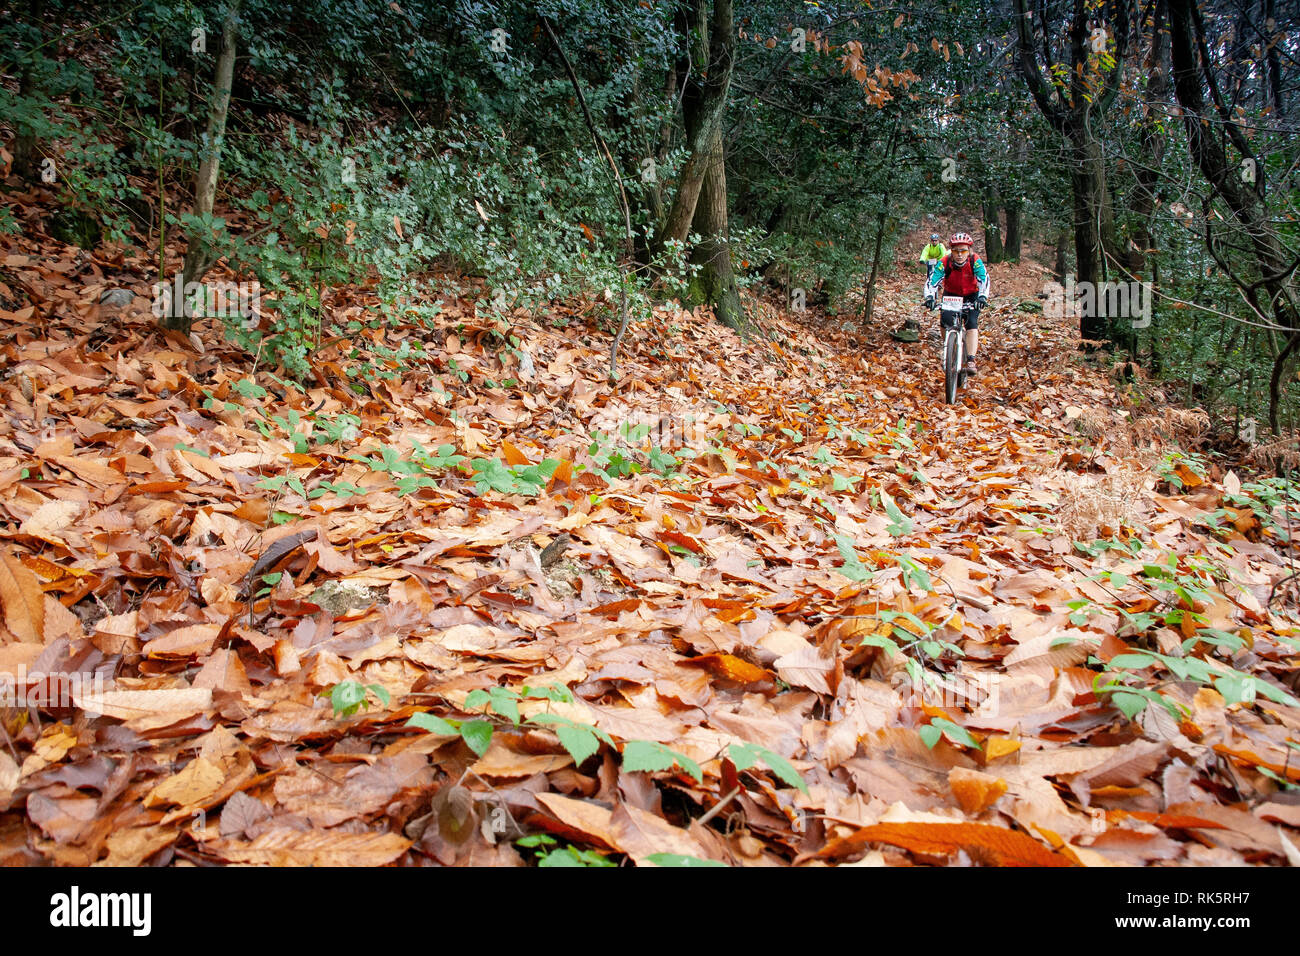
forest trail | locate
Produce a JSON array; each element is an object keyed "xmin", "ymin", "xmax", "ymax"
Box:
[{"xmin": 0, "ymin": 224, "xmax": 1297, "ymax": 867}]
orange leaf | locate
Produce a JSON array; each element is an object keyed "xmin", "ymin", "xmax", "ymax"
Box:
[
  {"xmin": 1213, "ymin": 744, "xmax": 1300, "ymax": 781},
  {"xmin": 546, "ymin": 459, "xmax": 573, "ymax": 492},
  {"xmin": 500, "ymin": 441, "xmax": 531, "ymax": 466},
  {"xmin": 0, "ymin": 552, "xmax": 44, "ymax": 643},
  {"xmin": 1173, "ymin": 463, "xmax": 1202, "ymax": 487},
  {"xmin": 984, "ymin": 736, "xmax": 1021, "ymax": 761},
  {"xmin": 814, "ymin": 822, "xmax": 1072, "ymax": 866},
  {"xmin": 685, "ymin": 653, "xmax": 771, "ymax": 685},
  {"xmin": 948, "ymin": 767, "xmax": 1008, "ymax": 815},
  {"xmin": 393, "ymin": 215, "xmax": 404, "ymax": 240},
  {"xmin": 658, "ymin": 530, "xmax": 705, "ymax": 554}
]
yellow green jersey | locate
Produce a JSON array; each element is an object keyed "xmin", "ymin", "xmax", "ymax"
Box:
[{"xmin": 919, "ymin": 242, "xmax": 947, "ymax": 262}]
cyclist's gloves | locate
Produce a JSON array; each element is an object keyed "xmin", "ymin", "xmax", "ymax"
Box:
[
  {"xmin": 977, "ymin": 296, "xmax": 987, "ymax": 308},
  {"xmin": 924, "ymin": 296, "xmax": 935, "ymax": 310}
]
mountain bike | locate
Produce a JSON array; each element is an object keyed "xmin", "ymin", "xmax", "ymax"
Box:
[{"xmin": 935, "ymin": 295, "xmax": 975, "ymax": 404}]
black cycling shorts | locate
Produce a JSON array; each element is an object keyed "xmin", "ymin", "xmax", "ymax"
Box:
[{"xmin": 939, "ymin": 295, "xmax": 980, "ymax": 330}]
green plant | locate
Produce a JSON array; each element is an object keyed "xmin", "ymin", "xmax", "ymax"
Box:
[
  {"xmin": 516, "ymin": 834, "xmax": 617, "ymax": 867},
  {"xmin": 326, "ymin": 680, "xmax": 391, "ymax": 718},
  {"xmin": 833, "ymin": 534, "xmax": 874, "ymax": 583},
  {"xmin": 1095, "ymin": 644, "xmax": 1300, "ymax": 721},
  {"xmin": 408, "ymin": 683, "xmax": 592, "ymax": 763},
  {"xmin": 895, "ymin": 554, "xmax": 931, "ymax": 591},
  {"xmin": 469, "ymin": 457, "xmax": 561, "ymax": 496},
  {"xmin": 621, "ymin": 740, "xmax": 703, "ymax": 783},
  {"xmin": 881, "ymin": 489, "xmax": 913, "ymax": 537},
  {"xmin": 726, "ymin": 742, "xmax": 808, "ymax": 794},
  {"xmin": 920, "ymin": 717, "xmax": 981, "ymax": 750},
  {"xmin": 406, "ymin": 712, "xmax": 495, "ymax": 757}
]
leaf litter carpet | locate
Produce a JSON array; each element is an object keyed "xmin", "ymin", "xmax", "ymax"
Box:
[{"xmin": 0, "ymin": 235, "xmax": 1297, "ymax": 867}]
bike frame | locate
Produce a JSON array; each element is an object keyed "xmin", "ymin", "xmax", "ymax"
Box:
[{"xmin": 938, "ymin": 295, "xmax": 973, "ymax": 403}]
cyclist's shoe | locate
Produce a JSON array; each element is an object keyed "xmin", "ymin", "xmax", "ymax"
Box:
[{"xmin": 964, "ymin": 357, "xmax": 977, "ymax": 376}]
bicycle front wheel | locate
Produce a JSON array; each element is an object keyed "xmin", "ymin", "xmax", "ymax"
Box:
[{"xmin": 944, "ymin": 331, "xmax": 961, "ymax": 404}]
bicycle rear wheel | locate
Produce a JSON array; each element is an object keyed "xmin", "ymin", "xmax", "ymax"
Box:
[{"xmin": 944, "ymin": 331, "xmax": 961, "ymax": 404}]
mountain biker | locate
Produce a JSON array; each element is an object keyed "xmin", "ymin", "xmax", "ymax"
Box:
[
  {"xmin": 918, "ymin": 234, "xmax": 947, "ymax": 270},
  {"xmin": 923, "ymin": 232, "xmax": 988, "ymax": 376}
]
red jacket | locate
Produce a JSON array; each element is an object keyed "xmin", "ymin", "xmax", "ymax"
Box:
[{"xmin": 938, "ymin": 254, "xmax": 982, "ymax": 296}]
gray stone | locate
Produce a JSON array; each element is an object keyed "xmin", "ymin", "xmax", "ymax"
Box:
[{"xmin": 99, "ymin": 288, "xmax": 135, "ymax": 308}]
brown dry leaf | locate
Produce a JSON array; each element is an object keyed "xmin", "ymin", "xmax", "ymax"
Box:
[
  {"xmin": 97, "ymin": 826, "xmax": 180, "ymax": 866},
  {"xmin": 220, "ymin": 791, "xmax": 272, "ymax": 838},
  {"xmin": 813, "ymin": 822, "xmax": 1072, "ymax": 866},
  {"xmin": 948, "ymin": 767, "xmax": 1008, "ymax": 815},
  {"xmin": 145, "ymin": 623, "xmax": 223, "ymax": 659},
  {"xmin": 0, "ymin": 552, "xmax": 44, "ymax": 643},
  {"xmin": 19, "ymin": 499, "xmax": 83, "ymax": 538},
  {"xmin": 0, "ymin": 751, "xmax": 18, "ymax": 797},
  {"xmin": 535, "ymin": 793, "xmax": 618, "ymax": 849},
  {"xmin": 774, "ymin": 644, "xmax": 836, "ymax": 694},
  {"xmin": 610, "ymin": 802, "xmax": 712, "ymax": 865},
  {"xmin": 1068, "ymin": 740, "xmax": 1169, "ymax": 807},
  {"xmin": 274, "ymin": 752, "xmax": 434, "ymax": 828},
  {"xmin": 472, "ymin": 742, "xmax": 573, "ymax": 778},
  {"xmin": 210, "ymin": 828, "xmax": 411, "ymax": 866},
  {"xmin": 144, "ymin": 757, "xmax": 225, "ymax": 808},
  {"xmin": 685, "ymin": 652, "xmax": 771, "ymax": 685},
  {"xmin": 34, "ymin": 723, "xmax": 78, "ymax": 763},
  {"xmin": 75, "ymin": 687, "xmax": 213, "ymax": 721}
]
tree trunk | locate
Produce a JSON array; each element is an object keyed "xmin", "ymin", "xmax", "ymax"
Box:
[
  {"xmin": 655, "ymin": 0, "xmax": 738, "ymax": 330},
  {"xmin": 1053, "ymin": 227, "xmax": 1070, "ymax": 282},
  {"xmin": 1124, "ymin": 1, "xmax": 1169, "ymax": 277},
  {"xmin": 654, "ymin": 0, "xmax": 733, "ymax": 252},
  {"xmin": 982, "ymin": 199, "xmax": 1004, "ymax": 263},
  {"xmin": 861, "ymin": 121, "xmax": 899, "ymax": 325},
  {"xmin": 1264, "ymin": 0, "xmax": 1284, "ymax": 116},
  {"xmin": 1014, "ymin": 0, "xmax": 1128, "ymax": 344},
  {"xmin": 862, "ymin": 211, "xmax": 887, "ymax": 324},
  {"xmin": 1066, "ymin": 126, "xmax": 1117, "ymax": 343},
  {"xmin": 688, "ymin": 131, "xmax": 743, "ymax": 331},
  {"xmin": 1003, "ymin": 202, "xmax": 1022, "ymax": 260},
  {"xmin": 172, "ymin": 0, "xmax": 240, "ymax": 332},
  {"xmin": 12, "ymin": 0, "xmax": 47, "ymax": 181}
]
